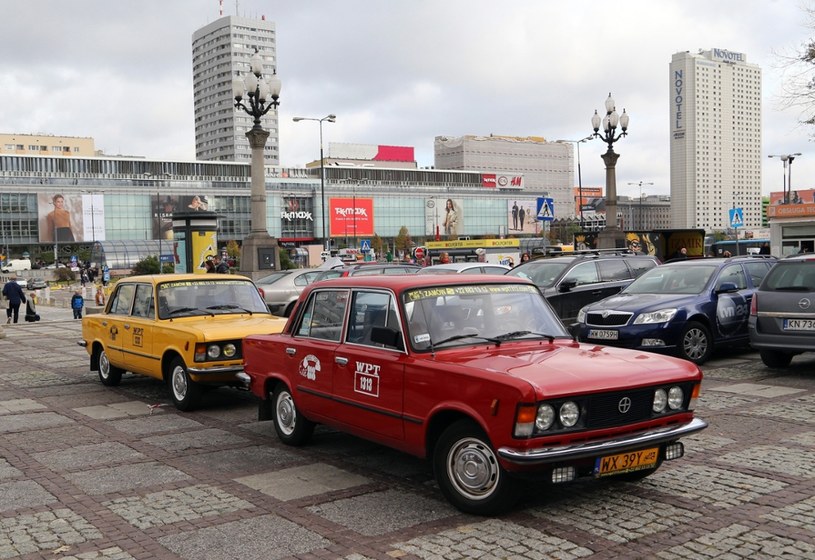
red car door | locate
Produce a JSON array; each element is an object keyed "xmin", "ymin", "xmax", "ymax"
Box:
[{"xmin": 331, "ymin": 289, "xmax": 406, "ymax": 442}]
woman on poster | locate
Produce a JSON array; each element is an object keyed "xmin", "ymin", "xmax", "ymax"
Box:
[
  {"xmin": 46, "ymin": 194, "xmax": 75, "ymax": 242},
  {"xmin": 443, "ymin": 198, "xmax": 458, "ymax": 237}
]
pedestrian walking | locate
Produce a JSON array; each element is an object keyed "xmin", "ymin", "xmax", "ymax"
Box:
[
  {"xmin": 2, "ymin": 277, "xmax": 26, "ymax": 324},
  {"xmin": 71, "ymin": 290, "xmax": 85, "ymax": 320},
  {"xmin": 214, "ymin": 255, "xmax": 229, "ymax": 274}
]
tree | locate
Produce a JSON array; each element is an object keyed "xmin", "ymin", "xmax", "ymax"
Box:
[
  {"xmin": 279, "ymin": 247, "xmax": 294, "ymax": 270},
  {"xmin": 394, "ymin": 226, "xmax": 412, "ymax": 257},
  {"xmin": 372, "ymin": 233, "xmax": 383, "ymax": 258},
  {"xmin": 780, "ymin": 10, "xmax": 815, "ymax": 127},
  {"xmin": 132, "ymin": 255, "xmax": 160, "ymax": 275}
]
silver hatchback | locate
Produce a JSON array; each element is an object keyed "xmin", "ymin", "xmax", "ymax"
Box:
[{"xmin": 748, "ymin": 254, "xmax": 815, "ymax": 367}]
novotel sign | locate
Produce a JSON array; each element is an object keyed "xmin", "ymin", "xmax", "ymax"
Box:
[
  {"xmin": 711, "ymin": 48, "xmax": 745, "ymax": 63},
  {"xmin": 673, "ymin": 70, "xmax": 684, "ymax": 132}
]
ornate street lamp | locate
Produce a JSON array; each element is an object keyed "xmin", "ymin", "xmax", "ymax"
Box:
[
  {"xmin": 293, "ymin": 114, "xmax": 336, "ymax": 252},
  {"xmin": 233, "ymin": 48, "xmax": 282, "ymax": 278},
  {"xmin": 591, "ymin": 93, "xmax": 629, "ymax": 248}
]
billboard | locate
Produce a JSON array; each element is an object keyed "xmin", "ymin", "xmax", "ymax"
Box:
[
  {"xmin": 330, "ymin": 198, "xmax": 374, "ymax": 237},
  {"xmin": 768, "ymin": 189, "xmax": 815, "ymax": 218},
  {"xmin": 507, "ymin": 198, "xmax": 540, "ymax": 234},
  {"xmin": 153, "ymin": 195, "xmax": 180, "ymax": 240},
  {"xmin": 38, "ymin": 192, "xmax": 106, "ymax": 243}
]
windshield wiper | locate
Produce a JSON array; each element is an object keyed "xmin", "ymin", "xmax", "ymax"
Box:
[
  {"xmin": 167, "ymin": 307, "xmax": 214, "ymax": 317},
  {"xmin": 206, "ymin": 304, "xmax": 253, "ymax": 315},
  {"xmin": 433, "ymin": 333, "xmax": 502, "ymax": 346},
  {"xmin": 494, "ymin": 330, "xmax": 556, "ymax": 342}
]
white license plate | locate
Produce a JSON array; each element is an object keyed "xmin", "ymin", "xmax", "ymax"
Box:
[
  {"xmin": 783, "ymin": 319, "xmax": 815, "ymax": 331},
  {"xmin": 588, "ymin": 329, "xmax": 618, "ymax": 340}
]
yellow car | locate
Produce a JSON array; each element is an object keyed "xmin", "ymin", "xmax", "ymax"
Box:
[{"xmin": 79, "ymin": 274, "xmax": 287, "ymax": 411}]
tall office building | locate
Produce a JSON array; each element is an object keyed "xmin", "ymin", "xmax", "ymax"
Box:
[
  {"xmin": 434, "ymin": 135, "xmax": 573, "ymax": 219},
  {"xmin": 192, "ymin": 15, "xmax": 279, "ymax": 164},
  {"xmin": 670, "ymin": 49, "xmax": 762, "ymax": 231}
]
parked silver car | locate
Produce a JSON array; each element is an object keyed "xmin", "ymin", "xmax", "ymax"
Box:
[
  {"xmin": 417, "ymin": 262, "xmax": 511, "ymax": 275},
  {"xmin": 749, "ymin": 254, "xmax": 815, "ymax": 367},
  {"xmin": 256, "ymin": 269, "xmax": 323, "ymax": 317}
]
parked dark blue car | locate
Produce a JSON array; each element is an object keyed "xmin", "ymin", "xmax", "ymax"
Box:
[{"xmin": 574, "ymin": 256, "xmax": 776, "ymax": 364}]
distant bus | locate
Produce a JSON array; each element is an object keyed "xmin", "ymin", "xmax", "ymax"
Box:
[{"xmin": 709, "ymin": 238, "xmax": 769, "ymax": 257}]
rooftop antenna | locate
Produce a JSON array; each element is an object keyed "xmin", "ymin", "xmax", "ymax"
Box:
[{"xmin": 219, "ymin": 0, "xmax": 223, "ymax": 16}]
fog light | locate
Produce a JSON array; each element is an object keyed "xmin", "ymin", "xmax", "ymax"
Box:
[
  {"xmin": 665, "ymin": 442, "xmax": 684, "ymax": 461},
  {"xmin": 641, "ymin": 338, "xmax": 665, "ymax": 347},
  {"xmin": 551, "ymin": 466, "xmax": 576, "ymax": 483}
]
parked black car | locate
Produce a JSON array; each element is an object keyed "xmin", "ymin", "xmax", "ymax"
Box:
[
  {"xmin": 506, "ymin": 250, "xmax": 660, "ymax": 324},
  {"xmin": 574, "ymin": 256, "xmax": 776, "ymax": 364},
  {"xmin": 749, "ymin": 254, "xmax": 815, "ymax": 367}
]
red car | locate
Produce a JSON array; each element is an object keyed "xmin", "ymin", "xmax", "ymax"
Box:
[{"xmin": 242, "ymin": 275, "xmax": 707, "ymax": 514}]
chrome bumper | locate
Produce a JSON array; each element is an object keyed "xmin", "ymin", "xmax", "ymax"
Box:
[
  {"xmin": 77, "ymin": 340, "xmax": 87, "ymax": 348},
  {"xmin": 498, "ymin": 417, "xmax": 708, "ymax": 465}
]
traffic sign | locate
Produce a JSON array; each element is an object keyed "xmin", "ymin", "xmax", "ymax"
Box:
[
  {"xmin": 360, "ymin": 239, "xmax": 371, "ymax": 252},
  {"xmin": 414, "ymin": 247, "xmax": 425, "ymax": 259},
  {"xmin": 729, "ymin": 207, "xmax": 743, "ymax": 228},
  {"xmin": 536, "ymin": 197, "xmax": 554, "ymax": 221}
]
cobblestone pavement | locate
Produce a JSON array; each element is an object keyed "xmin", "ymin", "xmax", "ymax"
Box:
[{"xmin": 1, "ymin": 311, "xmax": 814, "ymax": 559}]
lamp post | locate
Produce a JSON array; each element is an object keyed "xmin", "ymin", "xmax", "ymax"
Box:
[
  {"xmin": 591, "ymin": 93, "xmax": 630, "ymax": 248},
  {"xmin": 233, "ymin": 47, "xmax": 282, "ymax": 278},
  {"xmin": 733, "ymin": 191, "xmax": 740, "ymax": 256},
  {"xmin": 556, "ymin": 136, "xmax": 593, "ymax": 229},
  {"xmin": 627, "ymin": 181, "xmax": 653, "ymax": 230},
  {"xmin": 768, "ymin": 153, "xmax": 802, "ymax": 204},
  {"xmin": 293, "ymin": 114, "xmax": 336, "ymax": 252}
]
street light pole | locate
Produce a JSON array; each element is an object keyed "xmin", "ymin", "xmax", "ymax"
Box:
[
  {"xmin": 233, "ymin": 47, "xmax": 282, "ymax": 278},
  {"xmin": 627, "ymin": 181, "xmax": 653, "ymax": 230},
  {"xmin": 556, "ymin": 136, "xmax": 593, "ymax": 229},
  {"xmin": 591, "ymin": 93, "xmax": 630, "ymax": 248},
  {"xmin": 768, "ymin": 153, "xmax": 802, "ymax": 204},
  {"xmin": 293, "ymin": 114, "xmax": 336, "ymax": 252}
]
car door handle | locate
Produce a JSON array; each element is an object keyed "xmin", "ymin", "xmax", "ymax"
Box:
[
  {"xmin": 123, "ymin": 324, "xmax": 131, "ymax": 330},
  {"xmin": 285, "ymin": 347, "xmax": 296, "ymax": 356},
  {"xmin": 335, "ymin": 356, "xmax": 349, "ymax": 366}
]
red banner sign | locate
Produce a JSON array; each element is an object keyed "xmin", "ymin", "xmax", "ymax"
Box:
[{"xmin": 330, "ymin": 198, "xmax": 374, "ymax": 237}]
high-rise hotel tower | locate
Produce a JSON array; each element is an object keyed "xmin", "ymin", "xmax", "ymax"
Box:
[
  {"xmin": 669, "ymin": 49, "xmax": 762, "ymax": 230},
  {"xmin": 192, "ymin": 15, "xmax": 279, "ymax": 164}
]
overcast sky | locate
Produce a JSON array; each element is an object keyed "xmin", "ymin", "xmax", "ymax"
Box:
[{"xmin": 1, "ymin": 0, "xmax": 813, "ymax": 198}]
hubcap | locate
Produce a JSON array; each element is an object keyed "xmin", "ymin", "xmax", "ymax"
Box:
[
  {"xmin": 99, "ymin": 352, "xmax": 110, "ymax": 378},
  {"xmin": 276, "ymin": 392, "xmax": 296, "ymax": 435},
  {"xmin": 683, "ymin": 328, "xmax": 707, "ymax": 360},
  {"xmin": 448, "ymin": 437, "xmax": 499, "ymax": 500},
  {"xmin": 172, "ymin": 366, "xmax": 188, "ymax": 400}
]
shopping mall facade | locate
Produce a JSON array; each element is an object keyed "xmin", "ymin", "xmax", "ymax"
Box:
[{"xmin": 0, "ymin": 153, "xmax": 553, "ymax": 268}]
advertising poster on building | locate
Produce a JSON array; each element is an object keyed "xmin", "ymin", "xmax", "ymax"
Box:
[
  {"xmin": 81, "ymin": 193, "xmax": 106, "ymax": 242},
  {"xmin": 153, "ymin": 195, "xmax": 180, "ymax": 240},
  {"xmin": 440, "ymin": 198, "xmax": 463, "ymax": 238},
  {"xmin": 280, "ymin": 196, "xmax": 315, "ymax": 240},
  {"xmin": 191, "ymin": 230, "xmax": 218, "ymax": 274},
  {"xmin": 507, "ymin": 198, "xmax": 539, "ymax": 234},
  {"xmin": 768, "ymin": 189, "xmax": 815, "ymax": 218},
  {"xmin": 330, "ymin": 198, "xmax": 375, "ymax": 238},
  {"xmin": 37, "ymin": 192, "xmax": 84, "ymax": 243}
]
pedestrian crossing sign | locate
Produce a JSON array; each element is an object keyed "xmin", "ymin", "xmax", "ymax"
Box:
[
  {"xmin": 729, "ymin": 207, "xmax": 743, "ymax": 228},
  {"xmin": 537, "ymin": 197, "xmax": 554, "ymax": 221},
  {"xmin": 360, "ymin": 239, "xmax": 371, "ymax": 252}
]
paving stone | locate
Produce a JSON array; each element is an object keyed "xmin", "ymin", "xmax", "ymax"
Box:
[
  {"xmin": 763, "ymin": 495, "xmax": 815, "ymax": 534},
  {"xmin": 0, "ymin": 398, "xmax": 47, "ymax": 414},
  {"xmin": 697, "ymin": 391, "xmax": 757, "ymax": 410},
  {"xmin": 0, "ymin": 411, "xmax": 74, "ymax": 433},
  {"xmin": 391, "ymin": 519, "xmax": 594, "ymax": 560},
  {"xmin": 0, "ymin": 508, "xmax": 102, "ymax": 559},
  {"xmin": 785, "ymin": 431, "xmax": 815, "ymax": 447},
  {"xmin": 103, "ymin": 484, "xmax": 254, "ymax": 530},
  {"xmin": 57, "ymin": 546, "xmax": 136, "ymax": 559},
  {"xmin": 528, "ymin": 487, "xmax": 702, "ymax": 544},
  {"xmin": 142, "ymin": 428, "xmax": 247, "ymax": 452},
  {"xmin": 73, "ymin": 401, "xmax": 164, "ymax": 419},
  {"xmin": 742, "ymin": 401, "xmax": 815, "ymax": 424},
  {"xmin": 3, "ymin": 425, "xmax": 105, "ymax": 453},
  {"xmin": 710, "ymin": 382, "xmax": 806, "ymax": 398},
  {"xmin": 307, "ymin": 489, "xmax": 455, "ymax": 536},
  {"xmin": 0, "ymin": 459, "xmax": 21, "ymax": 481},
  {"xmin": 157, "ymin": 514, "xmax": 329, "ymax": 560},
  {"xmin": 642, "ymin": 464, "xmax": 787, "ymax": 507},
  {"xmin": 0, "ymin": 371, "xmax": 80, "ymax": 388},
  {"xmin": 175, "ymin": 445, "xmax": 301, "ymax": 475},
  {"xmin": 33, "ymin": 442, "xmax": 145, "ymax": 471},
  {"xmin": 236, "ymin": 462, "xmax": 371, "ymax": 501},
  {"xmin": 109, "ymin": 414, "xmax": 204, "ymax": 436},
  {"xmin": 66, "ymin": 462, "xmax": 191, "ymax": 495},
  {"xmin": 716, "ymin": 445, "xmax": 815, "ymax": 478},
  {"xmin": 657, "ymin": 523, "xmax": 815, "ymax": 559},
  {"xmin": 0, "ymin": 480, "xmax": 57, "ymax": 513}
]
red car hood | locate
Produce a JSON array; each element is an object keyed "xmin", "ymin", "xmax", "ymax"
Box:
[{"xmin": 439, "ymin": 341, "xmax": 700, "ymax": 398}]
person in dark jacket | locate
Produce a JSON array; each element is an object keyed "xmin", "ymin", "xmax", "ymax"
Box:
[
  {"xmin": 2, "ymin": 277, "xmax": 27, "ymax": 324},
  {"xmin": 71, "ymin": 290, "xmax": 84, "ymax": 320}
]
